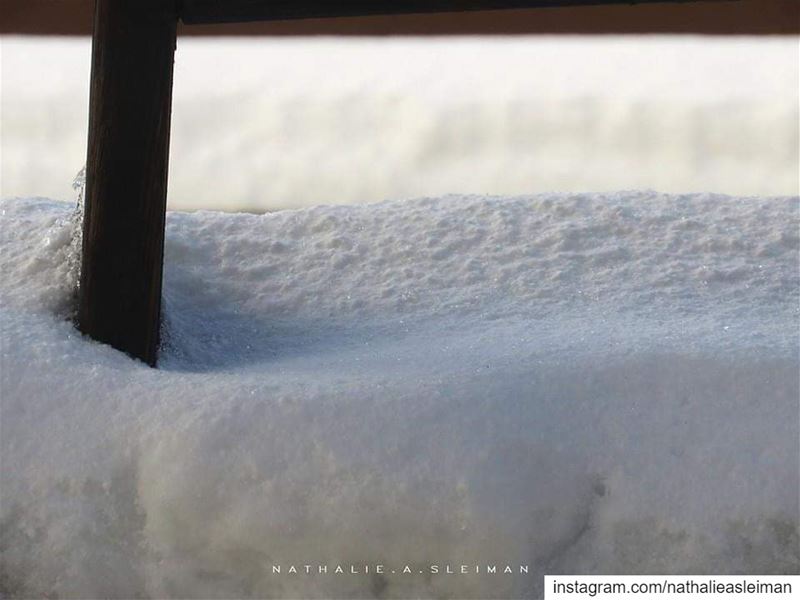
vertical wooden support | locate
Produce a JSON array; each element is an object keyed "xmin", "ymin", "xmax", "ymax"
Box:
[{"xmin": 78, "ymin": 0, "xmax": 177, "ymax": 366}]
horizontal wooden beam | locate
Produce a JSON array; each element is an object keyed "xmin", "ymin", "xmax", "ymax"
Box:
[
  {"xmin": 180, "ymin": 0, "xmax": 724, "ymax": 24},
  {"xmin": 5, "ymin": 0, "xmax": 797, "ymax": 35}
]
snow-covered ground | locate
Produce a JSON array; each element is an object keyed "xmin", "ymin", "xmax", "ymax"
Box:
[
  {"xmin": 2, "ymin": 36, "xmax": 798, "ymax": 210},
  {"xmin": 1, "ymin": 192, "xmax": 798, "ymax": 598}
]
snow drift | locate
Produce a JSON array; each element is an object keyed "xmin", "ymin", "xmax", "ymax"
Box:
[{"xmin": 1, "ymin": 192, "xmax": 798, "ymax": 598}]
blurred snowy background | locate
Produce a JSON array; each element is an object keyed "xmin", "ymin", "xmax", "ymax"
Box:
[{"xmin": 2, "ymin": 35, "xmax": 798, "ymax": 211}]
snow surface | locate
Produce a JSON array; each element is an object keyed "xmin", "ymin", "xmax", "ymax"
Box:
[
  {"xmin": 2, "ymin": 36, "xmax": 798, "ymax": 209},
  {"xmin": 1, "ymin": 192, "xmax": 799, "ymax": 598}
]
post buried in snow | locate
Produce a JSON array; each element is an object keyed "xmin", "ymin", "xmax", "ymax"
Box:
[
  {"xmin": 74, "ymin": 0, "xmax": 726, "ymax": 369},
  {"xmin": 77, "ymin": 0, "xmax": 177, "ymax": 367}
]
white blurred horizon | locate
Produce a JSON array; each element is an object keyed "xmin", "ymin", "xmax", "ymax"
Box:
[{"xmin": 1, "ymin": 35, "xmax": 798, "ymax": 211}]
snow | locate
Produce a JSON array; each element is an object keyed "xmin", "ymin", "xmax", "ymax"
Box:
[
  {"xmin": 2, "ymin": 36, "xmax": 798, "ymax": 209},
  {"xmin": 1, "ymin": 192, "xmax": 799, "ymax": 598}
]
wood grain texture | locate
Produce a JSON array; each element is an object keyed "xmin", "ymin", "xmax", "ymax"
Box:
[
  {"xmin": 77, "ymin": 0, "xmax": 178, "ymax": 366},
  {"xmin": 180, "ymin": 0, "xmax": 725, "ymax": 24}
]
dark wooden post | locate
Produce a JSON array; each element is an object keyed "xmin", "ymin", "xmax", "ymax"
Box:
[{"xmin": 78, "ymin": 0, "xmax": 177, "ymax": 366}]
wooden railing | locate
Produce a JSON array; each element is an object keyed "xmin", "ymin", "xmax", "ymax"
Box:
[
  {"xmin": 180, "ymin": 0, "xmax": 727, "ymax": 23},
  {"xmin": 76, "ymin": 0, "xmax": 733, "ymax": 366}
]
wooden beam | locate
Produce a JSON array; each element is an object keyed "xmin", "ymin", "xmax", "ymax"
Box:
[
  {"xmin": 2, "ymin": 0, "xmax": 798, "ymax": 35},
  {"xmin": 181, "ymin": 0, "xmax": 721, "ymax": 24},
  {"xmin": 77, "ymin": 0, "xmax": 177, "ymax": 366}
]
